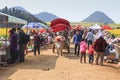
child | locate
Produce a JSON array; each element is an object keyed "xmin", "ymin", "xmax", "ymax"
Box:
[
  {"xmin": 80, "ymin": 39, "xmax": 88, "ymax": 63},
  {"xmin": 88, "ymin": 44, "xmax": 95, "ymax": 64}
]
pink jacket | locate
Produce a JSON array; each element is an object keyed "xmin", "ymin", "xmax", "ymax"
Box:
[{"xmin": 80, "ymin": 41, "xmax": 88, "ymax": 52}]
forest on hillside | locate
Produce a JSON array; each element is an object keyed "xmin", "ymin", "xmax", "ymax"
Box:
[{"xmin": 0, "ymin": 6, "xmax": 45, "ymax": 24}]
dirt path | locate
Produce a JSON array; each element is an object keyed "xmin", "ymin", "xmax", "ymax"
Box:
[{"xmin": 0, "ymin": 44, "xmax": 120, "ymax": 80}]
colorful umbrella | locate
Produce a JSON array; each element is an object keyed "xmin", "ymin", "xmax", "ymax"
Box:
[
  {"xmin": 39, "ymin": 28, "xmax": 46, "ymax": 33},
  {"xmin": 23, "ymin": 22, "xmax": 48, "ymax": 29},
  {"xmin": 50, "ymin": 18, "xmax": 70, "ymax": 27},
  {"xmin": 102, "ymin": 25, "xmax": 112, "ymax": 30},
  {"xmin": 51, "ymin": 24, "xmax": 68, "ymax": 32}
]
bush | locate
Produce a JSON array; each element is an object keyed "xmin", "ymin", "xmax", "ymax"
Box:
[{"xmin": 116, "ymin": 27, "xmax": 120, "ymax": 29}]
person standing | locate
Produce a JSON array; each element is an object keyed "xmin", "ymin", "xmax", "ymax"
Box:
[
  {"xmin": 85, "ymin": 29, "xmax": 94, "ymax": 49},
  {"xmin": 88, "ymin": 44, "xmax": 95, "ymax": 64},
  {"xmin": 47, "ymin": 34, "xmax": 52, "ymax": 44},
  {"xmin": 94, "ymin": 35, "xmax": 107, "ymax": 66},
  {"xmin": 33, "ymin": 33, "xmax": 41, "ymax": 56},
  {"xmin": 17, "ymin": 28, "xmax": 25, "ymax": 62},
  {"xmin": 80, "ymin": 39, "xmax": 88, "ymax": 63},
  {"xmin": 9, "ymin": 28, "xmax": 18, "ymax": 63},
  {"xmin": 55, "ymin": 32, "xmax": 65, "ymax": 56},
  {"xmin": 73, "ymin": 30, "xmax": 82, "ymax": 56}
]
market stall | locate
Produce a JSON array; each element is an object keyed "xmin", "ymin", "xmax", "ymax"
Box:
[
  {"xmin": 104, "ymin": 38, "xmax": 120, "ymax": 62},
  {"xmin": 0, "ymin": 12, "xmax": 27, "ymax": 66}
]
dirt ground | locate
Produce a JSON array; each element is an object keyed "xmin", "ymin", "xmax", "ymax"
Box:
[{"xmin": 0, "ymin": 43, "xmax": 120, "ymax": 80}]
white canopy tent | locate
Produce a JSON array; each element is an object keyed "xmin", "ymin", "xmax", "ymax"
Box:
[{"xmin": 89, "ymin": 24, "xmax": 101, "ymax": 30}]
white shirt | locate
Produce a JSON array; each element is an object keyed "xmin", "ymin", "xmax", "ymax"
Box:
[{"xmin": 85, "ymin": 32, "xmax": 94, "ymax": 41}]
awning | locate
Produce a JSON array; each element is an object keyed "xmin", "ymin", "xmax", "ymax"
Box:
[{"xmin": 0, "ymin": 12, "xmax": 27, "ymax": 24}]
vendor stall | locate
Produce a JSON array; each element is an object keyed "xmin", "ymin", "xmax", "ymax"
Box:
[
  {"xmin": 104, "ymin": 39, "xmax": 120, "ymax": 62},
  {"xmin": 0, "ymin": 12, "xmax": 27, "ymax": 66}
]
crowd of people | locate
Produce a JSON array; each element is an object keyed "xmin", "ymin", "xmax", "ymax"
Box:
[
  {"xmin": 9, "ymin": 28, "xmax": 25, "ymax": 63},
  {"xmin": 72, "ymin": 28, "xmax": 120, "ymax": 66},
  {"xmin": 8, "ymin": 28, "xmax": 53, "ymax": 64},
  {"xmin": 5, "ymin": 26, "xmax": 120, "ymax": 66}
]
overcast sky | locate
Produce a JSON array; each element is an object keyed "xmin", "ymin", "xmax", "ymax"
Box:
[{"xmin": 0, "ymin": 0, "xmax": 120, "ymax": 23}]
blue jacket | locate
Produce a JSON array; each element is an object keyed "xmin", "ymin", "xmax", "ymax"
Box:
[{"xmin": 73, "ymin": 33, "xmax": 82, "ymax": 44}]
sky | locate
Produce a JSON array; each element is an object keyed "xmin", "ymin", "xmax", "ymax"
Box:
[{"xmin": 0, "ymin": 0, "xmax": 120, "ymax": 23}]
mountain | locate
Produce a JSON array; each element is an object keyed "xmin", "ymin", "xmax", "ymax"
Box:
[
  {"xmin": 35, "ymin": 12, "xmax": 58, "ymax": 22},
  {"xmin": 82, "ymin": 11, "xmax": 115, "ymax": 24},
  {"xmin": 0, "ymin": 6, "xmax": 46, "ymax": 24},
  {"xmin": 11, "ymin": 6, "xmax": 29, "ymax": 13}
]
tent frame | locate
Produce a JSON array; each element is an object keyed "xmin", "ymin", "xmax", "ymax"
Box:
[{"xmin": 0, "ymin": 12, "xmax": 27, "ymax": 39}]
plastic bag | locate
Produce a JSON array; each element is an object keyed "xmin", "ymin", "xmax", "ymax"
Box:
[{"xmin": 0, "ymin": 51, "xmax": 6, "ymax": 55}]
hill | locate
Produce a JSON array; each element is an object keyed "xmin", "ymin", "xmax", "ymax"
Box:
[
  {"xmin": 10, "ymin": 6, "xmax": 29, "ymax": 13},
  {"xmin": 35, "ymin": 12, "xmax": 58, "ymax": 22},
  {"xmin": 82, "ymin": 11, "xmax": 115, "ymax": 24},
  {"xmin": 0, "ymin": 6, "xmax": 45, "ymax": 24}
]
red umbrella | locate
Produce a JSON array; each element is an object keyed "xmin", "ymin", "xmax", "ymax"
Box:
[
  {"xmin": 50, "ymin": 18, "xmax": 70, "ymax": 27},
  {"xmin": 70, "ymin": 25, "xmax": 74, "ymax": 30},
  {"xmin": 51, "ymin": 24, "xmax": 68, "ymax": 32},
  {"xmin": 102, "ymin": 25, "xmax": 112, "ymax": 30},
  {"xmin": 39, "ymin": 28, "xmax": 46, "ymax": 33}
]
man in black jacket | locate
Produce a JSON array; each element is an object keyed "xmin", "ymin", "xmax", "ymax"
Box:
[
  {"xmin": 94, "ymin": 35, "xmax": 107, "ymax": 66},
  {"xmin": 17, "ymin": 28, "xmax": 25, "ymax": 62}
]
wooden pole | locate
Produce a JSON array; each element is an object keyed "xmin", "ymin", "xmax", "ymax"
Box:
[{"xmin": 4, "ymin": 16, "xmax": 8, "ymax": 42}]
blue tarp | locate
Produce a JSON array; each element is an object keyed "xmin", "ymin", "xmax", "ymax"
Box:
[{"xmin": 26, "ymin": 22, "xmax": 48, "ymax": 29}]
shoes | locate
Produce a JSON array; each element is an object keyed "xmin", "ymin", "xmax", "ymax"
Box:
[
  {"xmin": 80, "ymin": 61, "xmax": 82, "ymax": 63},
  {"xmin": 100, "ymin": 63, "xmax": 103, "ymax": 66},
  {"xmin": 91, "ymin": 63, "xmax": 93, "ymax": 65},
  {"xmin": 95, "ymin": 63, "xmax": 98, "ymax": 65}
]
